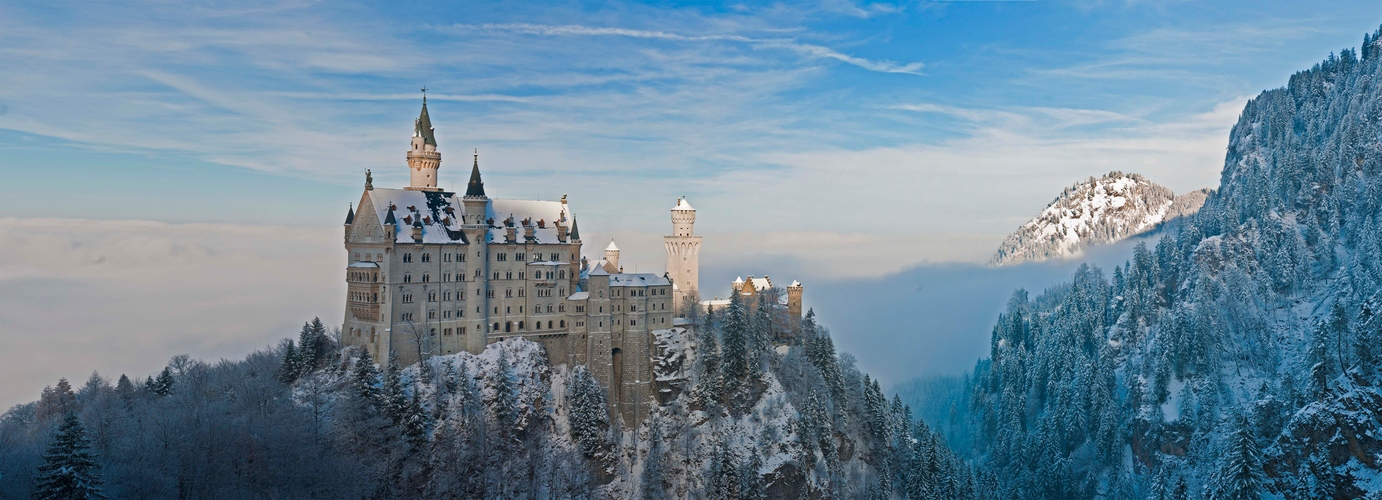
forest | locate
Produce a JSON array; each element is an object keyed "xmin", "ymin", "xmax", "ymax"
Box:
[{"xmin": 1, "ymin": 296, "xmax": 982, "ymax": 498}]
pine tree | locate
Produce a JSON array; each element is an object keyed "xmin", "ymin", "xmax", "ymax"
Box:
[
  {"xmin": 1210, "ymin": 413, "xmax": 1263, "ymax": 500},
  {"xmin": 32, "ymin": 414, "xmax": 103, "ymax": 500},
  {"xmin": 277, "ymin": 340, "xmax": 300, "ymax": 384},
  {"xmin": 351, "ymin": 350, "xmax": 382, "ymax": 408},
  {"xmin": 36, "ymin": 378, "xmax": 78, "ymax": 423},
  {"xmin": 567, "ymin": 366, "xmax": 610, "ymax": 459},
  {"xmin": 489, "ymin": 351, "xmax": 520, "ymax": 436},
  {"xmin": 722, "ymin": 292, "xmax": 750, "ymax": 396},
  {"xmin": 149, "ymin": 367, "xmax": 174, "ymax": 397},
  {"xmin": 706, "ymin": 438, "xmax": 741, "ymax": 500},
  {"xmin": 693, "ymin": 316, "xmax": 723, "ymax": 409},
  {"xmin": 641, "ymin": 414, "xmax": 667, "ymax": 500}
]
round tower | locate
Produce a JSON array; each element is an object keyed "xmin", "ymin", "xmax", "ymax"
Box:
[
  {"xmin": 406, "ymin": 95, "xmax": 442, "ymax": 191},
  {"xmin": 605, "ymin": 240, "xmax": 621, "ymax": 271},
  {"xmin": 664, "ymin": 197, "xmax": 701, "ymax": 312}
]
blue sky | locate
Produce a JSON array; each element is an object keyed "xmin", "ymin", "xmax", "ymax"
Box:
[
  {"xmin": 3, "ymin": 0, "xmax": 1382, "ymax": 404},
  {"xmin": 4, "ymin": 0, "xmax": 1379, "ymax": 252}
]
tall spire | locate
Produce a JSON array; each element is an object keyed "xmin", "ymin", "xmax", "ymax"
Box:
[
  {"xmin": 465, "ymin": 149, "xmax": 486, "ymax": 197},
  {"xmin": 413, "ymin": 95, "xmax": 437, "ymax": 147}
]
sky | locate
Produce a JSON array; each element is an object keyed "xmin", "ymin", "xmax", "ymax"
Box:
[{"xmin": 2, "ymin": 0, "xmax": 1382, "ymax": 407}]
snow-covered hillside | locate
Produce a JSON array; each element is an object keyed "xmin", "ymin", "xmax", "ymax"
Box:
[{"xmin": 991, "ymin": 172, "xmax": 1208, "ymax": 266}]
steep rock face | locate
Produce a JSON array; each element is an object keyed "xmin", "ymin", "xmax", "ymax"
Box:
[{"xmin": 990, "ymin": 172, "xmax": 1207, "ymax": 266}]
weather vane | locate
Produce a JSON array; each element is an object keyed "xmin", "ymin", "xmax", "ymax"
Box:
[{"xmin": 421, "ymin": 86, "xmax": 428, "ymax": 103}]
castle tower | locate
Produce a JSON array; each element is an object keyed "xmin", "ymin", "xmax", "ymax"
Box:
[
  {"xmin": 405, "ymin": 95, "xmax": 442, "ymax": 191},
  {"xmin": 604, "ymin": 240, "xmax": 620, "ymax": 271},
  {"xmin": 462, "ymin": 150, "xmax": 491, "ymax": 352},
  {"xmin": 786, "ymin": 280, "xmax": 804, "ymax": 335},
  {"xmin": 664, "ymin": 197, "xmax": 701, "ymax": 312}
]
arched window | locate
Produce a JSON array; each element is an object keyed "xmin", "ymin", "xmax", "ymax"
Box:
[
  {"xmin": 422, "ymin": 273, "xmax": 430, "ymax": 283},
  {"xmin": 518, "ymin": 321, "xmax": 525, "ymax": 330},
  {"xmin": 547, "ymin": 320, "xmax": 553, "ymax": 329},
  {"xmin": 518, "ymin": 289, "xmax": 525, "ymax": 297},
  {"xmin": 403, "ymin": 274, "xmax": 412, "ymax": 283},
  {"xmin": 505, "ymin": 322, "xmax": 512, "ymax": 332},
  {"xmin": 559, "ymin": 270, "xmax": 566, "ymax": 279},
  {"xmin": 559, "ymin": 304, "xmax": 565, "ymax": 312},
  {"xmin": 560, "ymin": 320, "xmax": 566, "ymax": 328}
]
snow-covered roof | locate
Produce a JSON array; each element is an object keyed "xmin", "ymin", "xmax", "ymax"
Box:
[
  {"xmin": 567, "ymin": 291, "xmax": 589, "ymax": 300},
  {"xmin": 789, "ymin": 280, "xmax": 801, "ymax": 287},
  {"xmin": 363, "ymin": 188, "xmax": 574, "ymax": 245},
  {"xmin": 673, "ymin": 197, "xmax": 694, "ymax": 211},
  {"xmin": 609, "ymin": 273, "xmax": 670, "ymax": 287},
  {"xmin": 348, "ymin": 261, "xmax": 380, "ymax": 268},
  {"xmin": 605, "ymin": 240, "xmax": 619, "ymax": 251}
]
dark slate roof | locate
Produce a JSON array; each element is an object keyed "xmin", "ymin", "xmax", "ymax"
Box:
[
  {"xmin": 569, "ymin": 218, "xmax": 581, "ymax": 241},
  {"xmin": 345, "ymin": 204, "xmax": 355, "ymax": 225},
  {"xmin": 465, "ymin": 154, "xmax": 486, "ymax": 197},
  {"xmin": 415, "ymin": 101, "xmax": 437, "ymax": 147},
  {"xmin": 384, "ymin": 208, "xmax": 397, "ymax": 225}
]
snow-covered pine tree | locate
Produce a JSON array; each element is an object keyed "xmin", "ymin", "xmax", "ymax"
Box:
[
  {"xmin": 277, "ymin": 339, "xmax": 300, "ymax": 384},
  {"xmin": 489, "ymin": 351, "xmax": 520, "ymax": 437},
  {"xmin": 32, "ymin": 414, "xmax": 103, "ymax": 500},
  {"xmin": 148, "ymin": 367, "xmax": 174, "ymax": 397},
  {"xmin": 641, "ymin": 413, "xmax": 667, "ymax": 500},
  {"xmin": 692, "ymin": 314, "xmax": 723, "ymax": 410},
  {"xmin": 567, "ymin": 365, "xmax": 611, "ymax": 460},
  {"xmin": 722, "ymin": 292, "xmax": 750, "ymax": 398},
  {"xmin": 706, "ymin": 437, "xmax": 741, "ymax": 500},
  {"xmin": 1209, "ymin": 413, "xmax": 1263, "ymax": 500}
]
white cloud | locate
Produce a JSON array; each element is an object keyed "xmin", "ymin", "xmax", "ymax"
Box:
[{"xmin": 453, "ymin": 23, "xmax": 925, "ymax": 75}]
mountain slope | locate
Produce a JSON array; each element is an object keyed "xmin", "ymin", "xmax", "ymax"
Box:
[
  {"xmin": 991, "ymin": 172, "xmax": 1208, "ymax": 266},
  {"xmin": 962, "ymin": 28, "xmax": 1382, "ymax": 499}
]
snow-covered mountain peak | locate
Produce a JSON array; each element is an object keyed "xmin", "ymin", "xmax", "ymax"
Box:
[{"xmin": 990, "ymin": 172, "xmax": 1207, "ymax": 266}]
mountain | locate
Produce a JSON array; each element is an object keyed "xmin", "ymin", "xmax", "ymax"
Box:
[
  {"xmin": 991, "ymin": 172, "xmax": 1210, "ymax": 266},
  {"xmin": 956, "ymin": 27, "xmax": 1382, "ymax": 499}
]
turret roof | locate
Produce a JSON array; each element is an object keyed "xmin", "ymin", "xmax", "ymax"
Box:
[
  {"xmin": 414, "ymin": 100, "xmax": 437, "ymax": 146},
  {"xmin": 674, "ymin": 197, "xmax": 695, "ymax": 211},
  {"xmin": 606, "ymin": 240, "xmax": 619, "ymax": 251},
  {"xmin": 465, "ymin": 150, "xmax": 486, "ymax": 197},
  {"xmin": 345, "ymin": 204, "xmax": 355, "ymax": 225}
]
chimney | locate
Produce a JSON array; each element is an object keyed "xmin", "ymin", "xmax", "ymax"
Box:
[
  {"xmin": 506, "ymin": 226, "xmax": 517, "ymax": 243},
  {"xmin": 557, "ymin": 221, "xmax": 568, "ymax": 242}
]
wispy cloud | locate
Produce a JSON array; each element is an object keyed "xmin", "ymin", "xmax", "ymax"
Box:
[{"xmin": 449, "ymin": 23, "xmax": 925, "ymax": 75}]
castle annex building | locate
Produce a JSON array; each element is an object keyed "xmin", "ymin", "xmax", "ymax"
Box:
[{"xmin": 342, "ymin": 100, "xmax": 802, "ymax": 425}]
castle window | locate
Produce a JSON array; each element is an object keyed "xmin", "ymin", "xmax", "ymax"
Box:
[
  {"xmin": 505, "ymin": 271, "xmax": 513, "ymax": 280},
  {"xmin": 443, "ymin": 291, "xmax": 451, "ymax": 301},
  {"xmin": 443, "ymin": 253, "xmax": 451, "ymax": 262},
  {"xmin": 421, "ymin": 253, "xmax": 431, "ymax": 263},
  {"xmin": 403, "ymin": 294, "xmax": 413, "ymax": 303},
  {"xmin": 599, "ymin": 321, "xmax": 603, "ymax": 327},
  {"xmin": 551, "ymin": 253, "xmax": 559, "ymax": 261},
  {"xmin": 498, "ymin": 253, "xmax": 507, "ymax": 262},
  {"xmin": 560, "ymin": 320, "xmax": 566, "ymax": 328},
  {"xmin": 476, "ymin": 269, "xmax": 482, "ymax": 278},
  {"xmin": 487, "ymin": 290, "xmax": 495, "ymax": 298},
  {"xmin": 458, "ymin": 290, "xmax": 465, "ymax": 299},
  {"xmin": 505, "ymin": 322, "xmax": 512, "ymax": 332},
  {"xmin": 518, "ymin": 289, "xmax": 525, "ymax": 297},
  {"xmin": 444, "ymin": 273, "xmax": 451, "ymax": 282},
  {"xmin": 547, "ymin": 321, "xmax": 553, "ymax": 329},
  {"xmin": 460, "ymin": 327, "xmax": 466, "ymax": 335},
  {"xmin": 516, "ymin": 253, "xmax": 525, "ymax": 261},
  {"xmin": 519, "ymin": 306, "xmax": 523, "ymax": 313},
  {"xmin": 372, "ymin": 293, "xmax": 378, "ymax": 302},
  {"xmin": 404, "ymin": 274, "xmax": 412, "ymax": 283},
  {"xmin": 428, "ymin": 291, "xmax": 437, "ymax": 301},
  {"xmin": 494, "ymin": 307, "xmax": 499, "ymax": 314},
  {"xmin": 429, "ymin": 310, "xmax": 437, "ymax": 319},
  {"xmin": 560, "ymin": 288, "xmax": 565, "ymax": 296},
  {"xmin": 518, "ymin": 321, "xmax": 525, "ymax": 330},
  {"xmin": 518, "ymin": 272, "xmax": 525, "ymax": 280},
  {"xmin": 631, "ymin": 305, "xmax": 637, "ymax": 312},
  {"xmin": 443, "ymin": 310, "xmax": 450, "ymax": 319},
  {"xmin": 373, "ymin": 273, "xmax": 378, "ymax": 283},
  {"xmin": 506, "ymin": 289, "xmax": 513, "ymax": 298},
  {"xmin": 560, "ymin": 304, "xmax": 566, "ymax": 312},
  {"xmin": 493, "ymin": 322, "xmax": 499, "ymax": 332},
  {"xmin": 599, "ymin": 306, "xmax": 603, "ymax": 313},
  {"xmin": 457, "ymin": 253, "xmax": 466, "ymax": 262},
  {"xmin": 575, "ymin": 305, "xmax": 583, "ymax": 313},
  {"xmin": 493, "ymin": 272, "xmax": 500, "ymax": 280},
  {"xmin": 403, "ymin": 253, "xmax": 412, "ymax": 263},
  {"xmin": 506, "ymin": 306, "xmax": 511, "ymax": 313},
  {"xmin": 444, "ymin": 328, "xmax": 452, "ymax": 336},
  {"xmin": 631, "ymin": 320, "xmax": 636, "ymax": 326},
  {"xmin": 458, "ymin": 309, "xmax": 464, "ymax": 317},
  {"xmin": 422, "ymin": 274, "xmax": 430, "ymax": 283}
]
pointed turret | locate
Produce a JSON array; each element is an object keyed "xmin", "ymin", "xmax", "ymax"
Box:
[
  {"xmin": 414, "ymin": 97, "xmax": 437, "ymax": 147},
  {"xmin": 406, "ymin": 93, "xmax": 442, "ymax": 191},
  {"xmin": 344, "ymin": 203, "xmax": 355, "ymax": 225},
  {"xmin": 465, "ymin": 149, "xmax": 486, "ymax": 197},
  {"xmin": 569, "ymin": 218, "xmax": 581, "ymax": 240}
]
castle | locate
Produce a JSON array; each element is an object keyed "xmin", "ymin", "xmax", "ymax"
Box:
[{"xmin": 342, "ymin": 99, "xmax": 803, "ymax": 425}]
